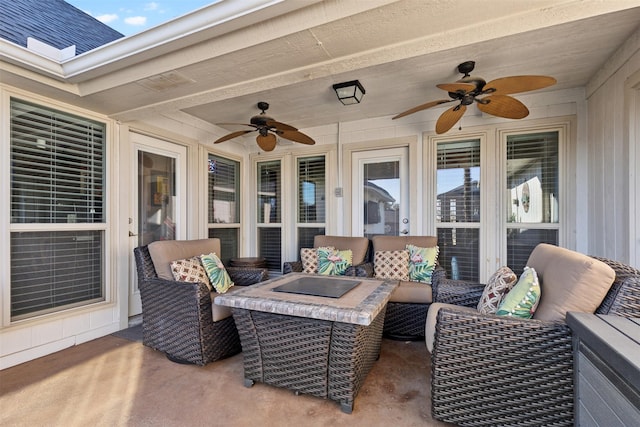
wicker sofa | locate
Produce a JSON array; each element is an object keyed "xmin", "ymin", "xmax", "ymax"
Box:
[
  {"xmin": 133, "ymin": 238, "xmax": 268, "ymax": 365},
  {"xmin": 426, "ymin": 244, "xmax": 640, "ymax": 426}
]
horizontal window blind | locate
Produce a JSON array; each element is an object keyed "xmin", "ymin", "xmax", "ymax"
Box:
[
  {"xmin": 257, "ymin": 160, "xmax": 281, "ymax": 224},
  {"xmin": 10, "ymin": 231, "xmax": 103, "ymax": 319},
  {"xmin": 298, "ymin": 156, "xmax": 326, "ymax": 223},
  {"xmin": 208, "ymin": 228, "xmax": 239, "ymax": 265},
  {"xmin": 297, "ymin": 227, "xmax": 325, "ymax": 253},
  {"xmin": 10, "ymin": 98, "xmax": 105, "ymax": 224},
  {"xmin": 257, "ymin": 160, "xmax": 281, "ymax": 271},
  {"xmin": 506, "ymin": 131, "xmax": 559, "ymax": 273},
  {"xmin": 208, "ymin": 155, "xmax": 239, "ymax": 224},
  {"xmin": 506, "ymin": 131, "xmax": 559, "ymax": 224},
  {"xmin": 507, "ymin": 229, "xmax": 558, "ymax": 276},
  {"xmin": 259, "ymin": 228, "xmax": 281, "ymax": 271},
  {"xmin": 9, "ymin": 98, "xmax": 106, "ymax": 320},
  {"xmin": 437, "ymin": 228, "xmax": 479, "ymax": 282},
  {"xmin": 436, "ymin": 139, "xmax": 480, "ymax": 223}
]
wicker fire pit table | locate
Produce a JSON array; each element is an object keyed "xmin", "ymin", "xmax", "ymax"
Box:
[{"xmin": 215, "ymin": 273, "xmax": 397, "ymax": 413}]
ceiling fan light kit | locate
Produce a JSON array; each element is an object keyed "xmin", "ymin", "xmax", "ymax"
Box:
[
  {"xmin": 213, "ymin": 102, "xmax": 316, "ymax": 152},
  {"xmin": 332, "ymin": 80, "xmax": 366, "ymax": 105},
  {"xmin": 392, "ymin": 61, "xmax": 557, "ymax": 134}
]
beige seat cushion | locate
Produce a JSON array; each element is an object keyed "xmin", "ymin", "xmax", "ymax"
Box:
[
  {"xmin": 425, "ymin": 303, "xmax": 477, "ymax": 353},
  {"xmin": 389, "ymin": 280, "xmax": 432, "ymax": 304},
  {"xmin": 148, "ymin": 239, "xmax": 221, "ymax": 280},
  {"xmin": 527, "ymin": 243, "xmax": 616, "ymax": 321},
  {"xmin": 313, "ymin": 235, "xmax": 370, "ymax": 265}
]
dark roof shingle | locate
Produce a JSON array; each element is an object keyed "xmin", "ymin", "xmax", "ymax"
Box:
[{"xmin": 0, "ymin": 0, "xmax": 123, "ymax": 56}]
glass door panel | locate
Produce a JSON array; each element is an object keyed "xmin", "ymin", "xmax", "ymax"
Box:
[
  {"xmin": 138, "ymin": 152, "xmax": 177, "ymax": 245},
  {"xmin": 129, "ymin": 135, "xmax": 186, "ymax": 316},
  {"xmin": 352, "ymin": 148, "xmax": 409, "ymax": 239}
]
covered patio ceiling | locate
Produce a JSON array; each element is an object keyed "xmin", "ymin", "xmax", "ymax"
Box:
[{"xmin": 2, "ymin": 0, "xmax": 640, "ymax": 145}]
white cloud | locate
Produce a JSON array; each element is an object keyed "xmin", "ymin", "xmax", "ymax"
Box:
[
  {"xmin": 96, "ymin": 14, "xmax": 119, "ymax": 24},
  {"xmin": 144, "ymin": 2, "xmax": 159, "ymax": 11},
  {"xmin": 125, "ymin": 16, "xmax": 148, "ymax": 26}
]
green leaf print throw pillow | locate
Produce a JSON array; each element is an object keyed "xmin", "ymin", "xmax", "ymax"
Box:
[
  {"xmin": 496, "ymin": 267, "xmax": 541, "ymax": 319},
  {"xmin": 406, "ymin": 244, "xmax": 439, "ymax": 284},
  {"xmin": 200, "ymin": 252, "xmax": 234, "ymax": 294},
  {"xmin": 317, "ymin": 247, "xmax": 353, "ymax": 276}
]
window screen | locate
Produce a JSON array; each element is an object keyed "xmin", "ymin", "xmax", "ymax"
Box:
[
  {"xmin": 506, "ymin": 131, "xmax": 559, "ymax": 274},
  {"xmin": 9, "ymin": 98, "xmax": 105, "ymax": 320},
  {"xmin": 436, "ymin": 139, "xmax": 481, "ymax": 281},
  {"xmin": 10, "ymin": 99, "xmax": 104, "ymax": 224},
  {"xmin": 208, "ymin": 155, "xmax": 239, "ymax": 224},
  {"xmin": 297, "ymin": 156, "xmax": 325, "ymax": 223},
  {"xmin": 257, "ymin": 160, "xmax": 281, "ymax": 271},
  {"xmin": 257, "ymin": 160, "xmax": 280, "ymax": 224},
  {"xmin": 208, "ymin": 228, "xmax": 239, "ymax": 266}
]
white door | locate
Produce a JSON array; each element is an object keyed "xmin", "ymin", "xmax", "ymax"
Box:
[
  {"xmin": 352, "ymin": 147, "xmax": 409, "ymax": 238},
  {"xmin": 129, "ymin": 133, "xmax": 187, "ymax": 316}
]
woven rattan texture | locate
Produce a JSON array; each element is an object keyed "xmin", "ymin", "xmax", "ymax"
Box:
[
  {"xmin": 383, "ymin": 302, "xmax": 429, "ymax": 337},
  {"xmin": 133, "ymin": 245, "xmax": 266, "ymax": 365},
  {"xmin": 232, "ymin": 308, "xmax": 385, "ymax": 411},
  {"xmin": 431, "ymin": 307, "xmax": 574, "ymax": 426},
  {"xmin": 429, "ymin": 254, "xmax": 640, "ymax": 427},
  {"xmin": 592, "ymin": 256, "xmax": 640, "ymax": 317},
  {"xmin": 328, "ymin": 310, "xmax": 385, "ymax": 408}
]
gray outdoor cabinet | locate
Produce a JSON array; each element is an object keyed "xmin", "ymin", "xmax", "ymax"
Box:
[{"xmin": 567, "ymin": 313, "xmax": 640, "ymax": 427}]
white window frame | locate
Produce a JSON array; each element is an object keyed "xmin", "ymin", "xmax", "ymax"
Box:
[
  {"xmin": 424, "ymin": 118, "xmax": 574, "ymax": 282},
  {"xmin": 1, "ymin": 88, "xmax": 115, "ymax": 326},
  {"xmin": 204, "ymin": 149, "xmax": 243, "ymax": 261}
]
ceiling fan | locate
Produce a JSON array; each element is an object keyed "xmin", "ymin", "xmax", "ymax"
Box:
[
  {"xmin": 213, "ymin": 102, "xmax": 315, "ymax": 151},
  {"xmin": 392, "ymin": 61, "xmax": 557, "ymax": 134}
]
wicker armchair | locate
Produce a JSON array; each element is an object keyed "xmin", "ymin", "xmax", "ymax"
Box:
[
  {"xmin": 428, "ymin": 248, "xmax": 640, "ymax": 426},
  {"xmin": 133, "ymin": 238, "xmax": 268, "ymax": 366},
  {"xmin": 282, "ymin": 235, "xmax": 371, "ymax": 276}
]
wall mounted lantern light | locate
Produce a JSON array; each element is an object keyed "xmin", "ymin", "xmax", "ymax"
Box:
[{"xmin": 332, "ymin": 80, "xmax": 365, "ymax": 105}]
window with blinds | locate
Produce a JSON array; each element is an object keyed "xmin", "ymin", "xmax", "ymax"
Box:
[
  {"xmin": 208, "ymin": 155, "xmax": 239, "ymax": 224},
  {"xmin": 436, "ymin": 139, "xmax": 481, "ymax": 281},
  {"xmin": 297, "ymin": 156, "xmax": 326, "ymax": 253},
  {"xmin": 257, "ymin": 160, "xmax": 281, "ymax": 270},
  {"xmin": 9, "ymin": 98, "xmax": 105, "ymax": 320},
  {"xmin": 10, "ymin": 99, "xmax": 104, "ymax": 224},
  {"xmin": 297, "ymin": 156, "xmax": 325, "ymax": 223},
  {"xmin": 506, "ymin": 131, "xmax": 559, "ymax": 275},
  {"xmin": 208, "ymin": 154, "xmax": 240, "ymax": 264}
]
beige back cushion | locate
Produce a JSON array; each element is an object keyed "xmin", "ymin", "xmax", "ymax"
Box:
[
  {"xmin": 372, "ymin": 235, "xmax": 437, "ymax": 252},
  {"xmin": 528, "ymin": 243, "xmax": 615, "ymax": 321},
  {"xmin": 148, "ymin": 238, "xmax": 221, "ymax": 280},
  {"xmin": 313, "ymin": 235, "xmax": 370, "ymax": 265}
]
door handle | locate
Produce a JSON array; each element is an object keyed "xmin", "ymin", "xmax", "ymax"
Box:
[
  {"xmin": 128, "ymin": 231, "xmax": 138, "ymax": 237},
  {"xmin": 400, "ymin": 229, "xmax": 409, "ymax": 235}
]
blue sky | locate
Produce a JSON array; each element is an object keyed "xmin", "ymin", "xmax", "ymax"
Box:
[{"xmin": 66, "ymin": 1, "xmax": 215, "ymax": 36}]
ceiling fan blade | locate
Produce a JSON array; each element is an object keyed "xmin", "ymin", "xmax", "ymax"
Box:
[
  {"xmin": 277, "ymin": 129, "xmax": 315, "ymax": 145},
  {"xmin": 477, "ymin": 95, "xmax": 529, "ymax": 119},
  {"xmin": 483, "ymin": 75, "xmax": 557, "ymax": 96},
  {"xmin": 266, "ymin": 120, "xmax": 297, "ymax": 131},
  {"xmin": 213, "ymin": 130, "xmax": 254, "ymax": 144},
  {"xmin": 392, "ymin": 99, "xmax": 453, "ymax": 120},
  {"xmin": 436, "ymin": 82, "xmax": 475, "ymax": 93},
  {"xmin": 216, "ymin": 122, "xmax": 256, "ymax": 128},
  {"xmin": 256, "ymin": 133, "xmax": 277, "ymax": 151},
  {"xmin": 435, "ymin": 104, "xmax": 467, "ymax": 134}
]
